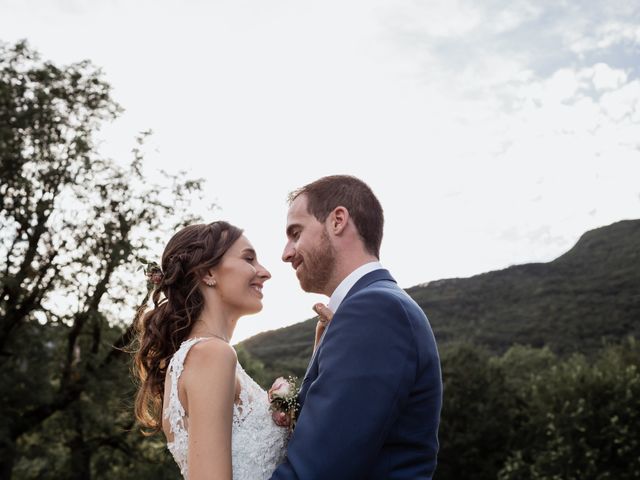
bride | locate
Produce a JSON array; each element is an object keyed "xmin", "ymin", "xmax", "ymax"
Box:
[{"xmin": 132, "ymin": 221, "xmax": 326, "ymax": 479}]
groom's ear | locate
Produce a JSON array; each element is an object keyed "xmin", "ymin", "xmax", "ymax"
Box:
[{"xmin": 329, "ymin": 206, "xmax": 349, "ymax": 235}]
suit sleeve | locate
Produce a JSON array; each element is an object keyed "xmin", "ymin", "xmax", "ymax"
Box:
[{"xmin": 270, "ymin": 289, "xmax": 417, "ymax": 480}]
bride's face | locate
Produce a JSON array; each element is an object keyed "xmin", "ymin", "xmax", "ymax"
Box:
[{"xmin": 212, "ymin": 235, "xmax": 271, "ymax": 316}]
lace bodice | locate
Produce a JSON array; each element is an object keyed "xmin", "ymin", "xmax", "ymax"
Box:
[{"xmin": 164, "ymin": 338, "xmax": 288, "ymax": 479}]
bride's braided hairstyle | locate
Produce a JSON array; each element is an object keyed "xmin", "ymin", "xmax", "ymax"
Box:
[{"xmin": 133, "ymin": 221, "xmax": 243, "ymax": 432}]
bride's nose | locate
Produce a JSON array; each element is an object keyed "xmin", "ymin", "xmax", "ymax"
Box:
[{"xmin": 257, "ymin": 263, "xmax": 271, "ymax": 281}]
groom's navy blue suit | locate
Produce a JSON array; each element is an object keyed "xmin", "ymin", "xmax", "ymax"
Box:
[{"xmin": 270, "ymin": 269, "xmax": 442, "ymax": 480}]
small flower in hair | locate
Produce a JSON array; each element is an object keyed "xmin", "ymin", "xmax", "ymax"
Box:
[
  {"xmin": 139, "ymin": 259, "xmax": 164, "ymax": 286},
  {"xmin": 146, "ymin": 265, "xmax": 163, "ymax": 286}
]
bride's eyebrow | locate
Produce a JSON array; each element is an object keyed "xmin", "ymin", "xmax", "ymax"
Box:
[{"xmin": 241, "ymin": 248, "xmax": 257, "ymax": 257}]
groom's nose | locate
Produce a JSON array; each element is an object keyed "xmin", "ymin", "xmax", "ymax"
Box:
[{"xmin": 282, "ymin": 242, "xmax": 294, "ymax": 263}]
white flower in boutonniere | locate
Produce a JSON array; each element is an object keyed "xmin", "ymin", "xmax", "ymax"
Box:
[{"xmin": 268, "ymin": 376, "xmax": 300, "ymax": 433}]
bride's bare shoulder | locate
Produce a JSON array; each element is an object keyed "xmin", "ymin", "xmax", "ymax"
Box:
[{"xmin": 181, "ymin": 338, "xmax": 237, "ymax": 385}]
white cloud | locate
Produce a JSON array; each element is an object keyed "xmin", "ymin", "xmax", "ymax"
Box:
[
  {"xmin": 591, "ymin": 63, "xmax": 628, "ymax": 91},
  {"xmin": 597, "ymin": 22, "xmax": 640, "ymax": 48},
  {"xmin": 1, "ymin": 0, "xmax": 639, "ymax": 341},
  {"xmin": 568, "ymin": 21, "xmax": 640, "ymax": 55},
  {"xmin": 600, "ymin": 80, "xmax": 640, "ymax": 122},
  {"xmin": 491, "ymin": 1, "xmax": 542, "ymax": 34},
  {"xmin": 385, "ymin": 0, "xmax": 483, "ymax": 39}
]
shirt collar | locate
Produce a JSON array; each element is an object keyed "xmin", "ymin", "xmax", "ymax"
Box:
[{"xmin": 327, "ymin": 261, "xmax": 383, "ymax": 313}]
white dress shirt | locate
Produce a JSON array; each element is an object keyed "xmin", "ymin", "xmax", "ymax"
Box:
[{"xmin": 327, "ymin": 261, "xmax": 384, "ymax": 313}]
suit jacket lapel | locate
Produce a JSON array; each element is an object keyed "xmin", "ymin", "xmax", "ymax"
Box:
[
  {"xmin": 341, "ymin": 268, "xmax": 396, "ymax": 302},
  {"xmin": 302, "ymin": 269, "xmax": 396, "ymax": 381}
]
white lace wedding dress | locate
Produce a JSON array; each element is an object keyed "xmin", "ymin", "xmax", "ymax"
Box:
[{"xmin": 164, "ymin": 338, "xmax": 288, "ymax": 479}]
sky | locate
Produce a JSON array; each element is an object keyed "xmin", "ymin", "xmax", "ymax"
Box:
[{"xmin": 1, "ymin": 0, "xmax": 639, "ymax": 343}]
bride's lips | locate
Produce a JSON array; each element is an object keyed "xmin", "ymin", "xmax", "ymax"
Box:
[{"xmin": 250, "ymin": 282, "xmax": 264, "ymax": 297}]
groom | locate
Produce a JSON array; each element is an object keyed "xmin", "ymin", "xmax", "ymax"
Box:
[{"xmin": 270, "ymin": 175, "xmax": 442, "ymax": 480}]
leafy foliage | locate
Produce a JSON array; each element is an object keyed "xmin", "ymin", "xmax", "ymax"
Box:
[
  {"xmin": 0, "ymin": 40, "xmax": 199, "ymax": 478},
  {"xmin": 497, "ymin": 339, "xmax": 640, "ymax": 480},
  {"xmin": 436, "ymin": 343, "xmax": 517, "ymax": 480}
]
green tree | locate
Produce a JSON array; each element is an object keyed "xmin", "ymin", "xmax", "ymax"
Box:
[
  {"xmin": 0, "ymin": 40, "xmax": 203, "ymax": 478},
  {"xmin": 498, "ymin": 339, "xmax": 640, "ymax": 480},
  {"xmin": 436, "ymin": 343, "xmax": 518, "ymax": 480},
  {"xmin": 236, "ymin": 344, "xmax": 269, "ymax": 388}
]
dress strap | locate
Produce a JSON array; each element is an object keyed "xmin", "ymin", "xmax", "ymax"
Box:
[{"xmin": 164, "ymin": 337, "xmax": 209, "ymax": 439}]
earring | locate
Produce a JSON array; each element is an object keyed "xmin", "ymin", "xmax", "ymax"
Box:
[{"xmin": 206, "ymin": 279, "xmax": 216, "ymax": 287}]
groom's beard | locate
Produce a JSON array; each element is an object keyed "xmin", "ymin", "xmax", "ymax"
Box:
[{"xmin": 298, "ymin": 229, "xmax": 336, "ymax": 295}]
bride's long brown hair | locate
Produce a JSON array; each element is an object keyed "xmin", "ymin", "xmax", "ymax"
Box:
[{"xmin": 132, "ymin": 221, "xmax": 243, "ymax": 433}]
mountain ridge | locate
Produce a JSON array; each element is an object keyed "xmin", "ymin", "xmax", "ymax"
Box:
[{"xmin": 241, "ymin": 219, "xmax": 640, "ymax": 379}]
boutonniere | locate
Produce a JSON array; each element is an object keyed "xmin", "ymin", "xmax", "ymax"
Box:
[{"xmin": 268, "ymin": 376, "xmax": 300, "ymax": 433}]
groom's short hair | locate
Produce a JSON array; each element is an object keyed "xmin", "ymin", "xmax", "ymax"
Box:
[{"xmin": 288, "ymin": 175, "xmax": 384, "ymax": 258}]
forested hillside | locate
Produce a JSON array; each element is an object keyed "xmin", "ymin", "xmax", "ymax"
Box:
[{"xmin": 241, "ymin": 219, "xmax": 640, "ymax": 382}]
